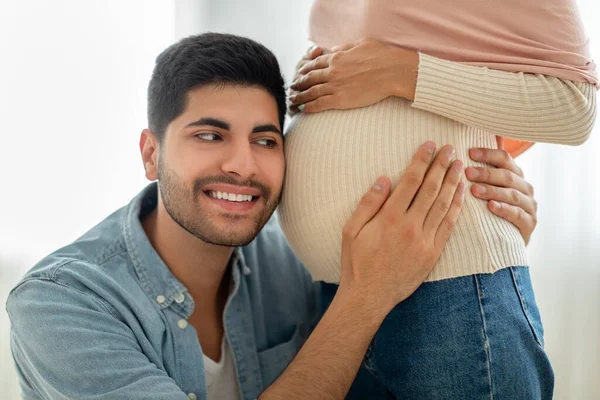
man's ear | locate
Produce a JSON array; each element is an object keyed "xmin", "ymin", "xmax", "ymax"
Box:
[{"xmin": 140, "ymin": 129, "xmax": 159, "ymax": 181}]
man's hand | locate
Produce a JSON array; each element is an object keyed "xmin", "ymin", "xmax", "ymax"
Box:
[
  {"xmin": 259, "ymin": 141, "xmax": 464, "ymax": 400},
  {"xmin": 339, "ymin": 141, "xmax": 465, "ymax": 313},
  {"xmin": 288, "ymin": 39, "xmax": 419, "ymax": 113},
  {"xmin": 467, "ymin": 148, "xmax": 538, "ymax": 245}
]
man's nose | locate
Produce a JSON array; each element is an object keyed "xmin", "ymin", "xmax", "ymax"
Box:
[{"xmin": 220, "ymin": 140, "xmax": 259, "ymax": 180}]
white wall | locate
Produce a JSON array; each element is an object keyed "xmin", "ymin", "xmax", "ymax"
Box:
[
  {"xmin": 1, "ymin": 0, "xmax": 598, "ymax": 398},
  {"xmin": 0, "ymin": 1, "xmax": 174, "ymax": 398}
]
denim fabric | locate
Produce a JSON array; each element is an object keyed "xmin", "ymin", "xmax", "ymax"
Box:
[
  {"xmin": 6, "ymin": 183, "xmax": 330, "ymax": 400},
  {"xmin": 364, "ymin": 267, "xmax": 554, "ymax": 400}
]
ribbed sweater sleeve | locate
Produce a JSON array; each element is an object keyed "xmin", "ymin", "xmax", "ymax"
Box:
[{"xmin": 412, "ymin": 53, "xmax": 597, "ymax": 145}]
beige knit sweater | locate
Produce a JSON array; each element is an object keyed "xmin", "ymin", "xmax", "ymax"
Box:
[{"xmin": 278, "ymin": 54, "xmax": 597, "ymax": 283}]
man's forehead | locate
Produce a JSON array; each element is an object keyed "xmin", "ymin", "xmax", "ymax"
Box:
[{"xmin": 179, "ymin": 85, "xmax": 280, "ymax": 128}]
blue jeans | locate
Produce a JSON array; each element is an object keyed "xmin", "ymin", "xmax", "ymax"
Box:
[{"xmin": 328, "ymin": 267, "xmax": 554, "ymax": 399}]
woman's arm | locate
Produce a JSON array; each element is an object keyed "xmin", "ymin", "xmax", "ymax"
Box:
[
  {"xmin": 290, "ymin": 40, "xmax": 596, "ymax": 145},
  {"xmin": 412, "ymin": 53, "xmax": 596, "ymax": 145}
]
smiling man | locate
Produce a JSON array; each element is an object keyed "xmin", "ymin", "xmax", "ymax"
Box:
[{"xmin": 6, "ymin": 33, "xmax": 540, "ymax": 400}]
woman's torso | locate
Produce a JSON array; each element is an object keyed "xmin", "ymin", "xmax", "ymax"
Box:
[{"xmin": 279, "ymin": 97, "xmax": 527, "ymax": 283}]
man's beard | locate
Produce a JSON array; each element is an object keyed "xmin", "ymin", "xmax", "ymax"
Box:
[{"xmin": 157, "ymin": 160, "xmax": 280, "ymax": 247}]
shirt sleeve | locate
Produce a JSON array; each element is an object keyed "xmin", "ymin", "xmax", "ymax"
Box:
[
  {"xmin": 412, "ymin": 53, "xmax": 597, "ymax": 145},
  {"xmin": 6, "ymin": 279, "xmax": 190, "ymax": 400}
]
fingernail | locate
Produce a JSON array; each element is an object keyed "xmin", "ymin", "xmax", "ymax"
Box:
[
  {"xmin": 490, "ymin": 200, "xmax": 500, "ymax": 210},
  {"xmin": 373, "ymin": 176, "xmax": 386, "ymax": 191},
  {"xmin": 452, "ymin": 160, "xmax": 464, "ymax": 171},
  {"xmin": 471, "ymin": 149, "xmax": 483, "ymax": 159},
  {"xmin": 425, "ymin": 141, "xmax": 436, "ymax": 154},
  {"xmin": 474, "ymin": 184, "xmax": 487, "ymax": 194},
  {"xmin": 298, "ymin": 104, "xmax": 305, "ymax": 112},
  {"xmin": 467, "ymin": 167, "xmax": 480, "ymax": 179},
  {"xmin": 444, "ymin": 146, "xmax": 456, "ymax": 158}
]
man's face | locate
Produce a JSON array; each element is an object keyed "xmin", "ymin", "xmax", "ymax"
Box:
[{"xmin": 154, "ymin": 84, "xmax": 284, "ymax": 246}]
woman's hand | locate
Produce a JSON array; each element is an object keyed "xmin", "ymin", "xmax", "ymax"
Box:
[
  {"xmin": 467, "ymin": 148, "xmax": 538, "ymax": 245},
  {"xmin": 289, "ymin": 39, "xmax": 419, "ymax": 113},
  {"xmin": 288, "ymin": 45, "xmax": 327, "ymax": 116}
]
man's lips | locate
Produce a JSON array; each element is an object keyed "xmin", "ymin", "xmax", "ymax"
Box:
[
  {"xmin": 202, "ymin": 184, "xmax": 262, "ymax": 197},
  {"xmin": 201, "ymin": 184, "xmax": 263, "ymax": 213}
]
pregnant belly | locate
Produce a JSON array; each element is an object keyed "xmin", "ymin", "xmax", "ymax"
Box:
[{"xmin": 278, "ymin": 97, "xmax": 519, "ymax": 283}]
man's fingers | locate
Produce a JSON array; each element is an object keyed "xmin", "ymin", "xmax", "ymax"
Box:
[
  {"xmin": 465, "ymin": 166, "xmax": 533, "ymax": 196},
  {"xmin": 469, "ymin": 148, "xmax": 524, "ymax": 178},
  {"xmin": 342, "ymin": 176, "xmax": 391, "ymax": 240},
  {"xmin": 423, "ymin": 160, "xmax": 464, "ymax": 233},
  {"xmin": 408, "ymin": 145, "xmax": 457, "ymax": 218},
  {"xmin": 382, "ymin": 142, "xmax": 436, "ymax": 214},
  {"xmin": 434, "ymin": 182, "xmax": 466, "ymax": 248},
  {"xmin": 470, "ymin": 184, "xmax": 536, "ymax": 216}
]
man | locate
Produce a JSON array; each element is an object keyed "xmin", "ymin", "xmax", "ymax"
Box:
[{"xmin": 6, "ymin": 33, "xmax": 539, "ymax": 400}]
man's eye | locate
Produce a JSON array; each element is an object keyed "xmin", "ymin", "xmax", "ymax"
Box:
[
  {"xmin": 255, "ymin": 138, "xmax": 278, "ymax": 148},
  {"xmin": 196, "ymin": 133, "xmax": 221, "ymax": 141}
]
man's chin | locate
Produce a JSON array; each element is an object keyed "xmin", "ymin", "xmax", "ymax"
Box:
[{"xmin": 200, "ymin": 220, "xmax": 262, "ymax": 247}]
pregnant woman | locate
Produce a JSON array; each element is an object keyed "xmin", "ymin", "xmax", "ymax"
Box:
[{"xmin": 280, "ymin": 0, "xmax": 597, "ymax": 398}]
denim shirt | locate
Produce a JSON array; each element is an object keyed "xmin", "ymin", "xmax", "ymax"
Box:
[{"xmin": 6, "ymin": 183, "xmax": 325, "ymax": 400}]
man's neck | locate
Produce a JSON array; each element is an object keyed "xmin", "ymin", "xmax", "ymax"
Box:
[{"xmin": 141, "ymin": 202, "xmax": 233, "ymax": 313}]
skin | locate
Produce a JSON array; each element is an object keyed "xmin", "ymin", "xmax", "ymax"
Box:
[
  {"xmin": 140, "ymin": 83, "xmax": 285, "ymax": 361},
  {"xmin": 137, "ymin": 81, "xmax": 467, "ymax": 399},
  {"xmin": 289, "ymin": 43, "xmax": 539, "ymax": 245}
]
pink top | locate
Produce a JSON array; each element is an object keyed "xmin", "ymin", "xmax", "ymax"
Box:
[{"xmin": 309, "ymin": 0, "xmax": 598, "ymax": 86}]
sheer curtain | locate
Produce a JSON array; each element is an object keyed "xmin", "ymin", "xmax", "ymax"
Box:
[{"xmin": 1, "ymin": 0, "xmax": 597, "ymax": 399}]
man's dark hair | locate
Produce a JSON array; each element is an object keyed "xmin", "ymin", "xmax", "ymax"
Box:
[{"xmin": 147, "ymin": 33, "xmax": 286, "ymax": 140}]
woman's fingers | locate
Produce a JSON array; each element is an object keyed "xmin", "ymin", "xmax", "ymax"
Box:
[
  {"xmin": 290, "ymin": 83, "xmax": 333, "ymax": 107},
  {"xmin": 488, "ymin": 200, "xmax": 536, "ymax": 245},
  {"xmin": 466, "ymin": 165, "xmax": 533, "ymax": 196},
  {"xmin": 469, "ymin": 147, "xmax": 524, "ymax": 178},
  {"xmin": 298, "ymin": 54, "xmax": 331, "ymax": 75},
  {"xmin": 470, "ymin": 183, "xmax": 537, "ymax": 216}
]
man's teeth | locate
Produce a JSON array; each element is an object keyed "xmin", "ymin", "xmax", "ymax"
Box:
[{"xmin": 208, "ymin": 191, "xmax": 254, "ymax": 202}]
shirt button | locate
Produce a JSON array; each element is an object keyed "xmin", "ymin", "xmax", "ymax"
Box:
[
  {"xmin": 187, "ymin": 393, "xmax": 197, "ymax": 400},
  {"xmin": 156, "ymin": 295, "xmax": 166, "ymax": 304},
  {"xmin": 177, "ymin": 319, "xmax": 188, "ymax": 329},
  {"xmin": 174, "ymin": 292, "xmax": 185, "ymax": 303}
]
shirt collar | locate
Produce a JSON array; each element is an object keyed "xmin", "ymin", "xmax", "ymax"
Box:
[{"xmin": 122, "ymin": 183, "xmax": 250, "ymax": 316}]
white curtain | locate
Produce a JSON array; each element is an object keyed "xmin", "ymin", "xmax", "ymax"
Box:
[{"xmin": 1, "ymin": 1, "xmax": 597, "ymax": 399}]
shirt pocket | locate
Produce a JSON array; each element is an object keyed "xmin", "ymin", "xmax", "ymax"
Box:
[{"xmin": 257, "ymin": 324, "xmax": 304, "ymax": 387}]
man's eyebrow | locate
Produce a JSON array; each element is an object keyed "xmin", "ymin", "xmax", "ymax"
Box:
[
  {"xmin": 252, "ymin": 124, "xmax": 282, "ymax": 136},
  {"xmin": 185, "ymin": 117, "xmax": 230, "ymax": 130}
]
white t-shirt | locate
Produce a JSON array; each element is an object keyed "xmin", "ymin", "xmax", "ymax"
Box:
[{"xmin": 203, "ymin": 336, "xmax": 241, "ymax": 400}]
